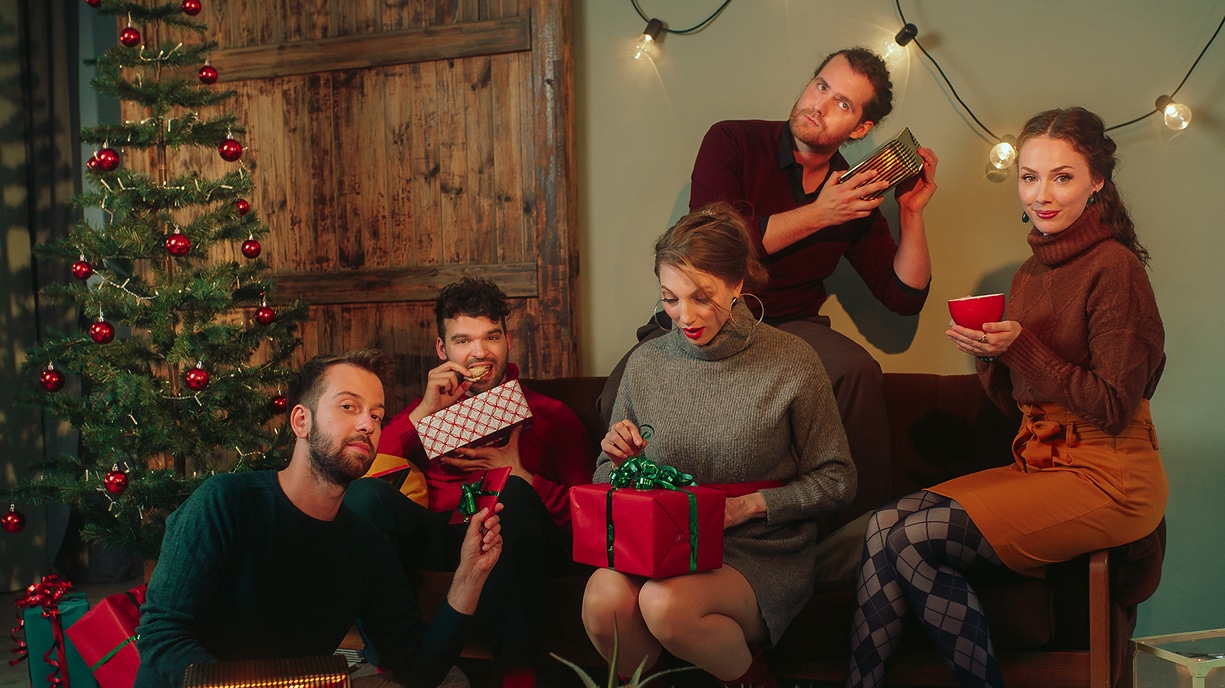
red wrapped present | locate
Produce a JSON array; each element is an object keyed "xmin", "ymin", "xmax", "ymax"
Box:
[
  {"xmin": 570, "ymin": 457, "xmax": 725, "ymax": 577},
  {"xmin": 65, "ymin": 585, "xmax": 146, "ymax": 688},
  {"xmin": 448, "ymin": 466, "xmax": 511, "ymax": 525},
  {"xmin": 415, "ymin": 380, "xmax": 532, "ymax": 460}
]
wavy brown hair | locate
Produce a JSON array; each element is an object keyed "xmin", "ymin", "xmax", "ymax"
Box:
[
  {"xmin": 1018, "ymin": 107, "xmax": 1150, "ymax": 268},
  {"xmin": 654, "ymin": 202, "xmax": 769, "ymax": 299}
]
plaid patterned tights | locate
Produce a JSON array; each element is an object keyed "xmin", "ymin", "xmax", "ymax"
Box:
[{"xmin": 845, "ymin": 490, "xmax": 1006, "ymax": 688}]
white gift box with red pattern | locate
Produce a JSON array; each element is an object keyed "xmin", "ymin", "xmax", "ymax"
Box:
[{"xmin": 415, "ymin": 379, "xmax": 534, "ymax": 459}]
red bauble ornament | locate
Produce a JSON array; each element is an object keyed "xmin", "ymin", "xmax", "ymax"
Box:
[
  {"xmin": 271, "ymin": 394, "xmax": 288, "ymax": 413},
  {"xmin": 241, "ymin": 238, "xmax": 262, "ymax": 259},
  {"xmin": 90, "ymin": 319, "xmax": 115, "ymax": 344},
  {"xmin": 1, "ymin": 505, "xmax": 25, "ymax": 534},
  {"xmin": 119, "ymin": 26, "xmax": 141, "ymax": 47},
  {"xmin": 218, "ymin": 137, "xmax": 243, "ymax": 162},
  {"xmin": 40, "ymin": 366, "xmax": 65, "ymax": 392},
  {"xmin": 72, "ymin": 259, "xmax": 94, "ymax": 280},
  {"xmin": 198, "ymin": 64, "xmax": 218, "ymax": 84},
  {"xmin": 103, "ymin": 467, "xmax": 129, "ymax": 495},
  {"xmin": 185, "ymin": 364, "xmax": 210, "ymax": 391},
  {"xmin": 235, "ymin": 198, "xmax": 250, "ymax": 215},
  {"xmin": 165, "ymin": 231, "xmax": 191, "ymax": 257},
  {"xmin": 255, "ymin": 305, "xmax": 275, "ymax": 325},
  {"xmin": 96, "ymin": 147, "xmax": 120, "ymax": 171},
  {"xmin": 85, "ymin": 0, "xmax": 102, "ymax": 7},
  {"xmin": 86, "ymin": 154, "xmax": 99, "ymax": 172},
  {"xmin": 181, "ymin": 0, "xmax": 202, "ymax": 15}
]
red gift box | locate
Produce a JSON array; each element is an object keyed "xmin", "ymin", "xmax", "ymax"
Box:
[
  {"xmin": 65, "ymin": 585, "xmax": 146, "ymax": 688},
  {"xmin": 448, "ymin": 466, "xmax": 511, "ymax": 525},
  {"xmin": 415, "ymin": 380, "xmax": 533, "ymax": 460},
  {"xmin": 570, "ymin": 483, "xmax": 725, "ymax": 577}
]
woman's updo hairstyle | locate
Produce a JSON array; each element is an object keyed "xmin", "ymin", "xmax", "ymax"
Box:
[
  {"xmin": 1018, "ymin": 106, "xmax": 1150, "ymax": 268},
  {"xmin": 653, "ymin": 202, "xmax": 769, "ymax": 296}
]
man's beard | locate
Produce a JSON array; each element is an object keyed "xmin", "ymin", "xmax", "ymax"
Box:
[
  {"xmin": 788, "ymin": 104, "xmax": 843, "ymax": 154},
  {"xmin": 307, "ymin": 430, "xmax": 373, "ymax": 488}
]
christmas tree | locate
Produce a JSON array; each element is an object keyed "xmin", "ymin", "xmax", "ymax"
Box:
[{"xmin": 2, "ymin": 0, "xmax": 308, "ymax": 559}]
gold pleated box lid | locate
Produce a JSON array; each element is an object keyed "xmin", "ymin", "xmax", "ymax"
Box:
[
  {"xmin": 838, "ymin": 127, "xmax": 923, "ymax": 200},
  {"xmin": 183, "ymin": 656, "xmax": 351, "ymax": 688}
]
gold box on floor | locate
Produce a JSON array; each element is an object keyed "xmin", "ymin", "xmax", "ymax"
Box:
[{"xmin": 183, "ymin": 656, "xmax": 350, "ymax": 688}]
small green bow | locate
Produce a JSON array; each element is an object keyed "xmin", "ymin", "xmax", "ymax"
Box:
[{"xmin": 457, "ymin": 475, "xmax": 501, "ymax": 523}]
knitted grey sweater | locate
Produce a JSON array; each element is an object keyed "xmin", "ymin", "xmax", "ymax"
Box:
[{"xmin": 595, "ymin": 300, "xmax": 856, "ymax": 644}]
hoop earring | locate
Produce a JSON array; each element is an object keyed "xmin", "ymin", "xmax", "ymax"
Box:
[
  {"xmin": 1021, "ymin": 211, "xmax": 1030, "ymax": 223},
  {"xmin": 731, "ymin": 293, "xmax": 765, "ymax": 328},
  {"xmin": 652, "ymin": 300, "xmax": 673, "ymax": 331}
]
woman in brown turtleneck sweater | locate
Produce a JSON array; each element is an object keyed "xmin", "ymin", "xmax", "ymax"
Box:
[{"xmin": 845, "ymin": 107, "xmax": 1167, "ymax": 688}]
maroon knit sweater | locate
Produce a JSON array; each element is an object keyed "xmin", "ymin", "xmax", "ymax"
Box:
[{"xmin": 980, "ymin": 205, "xmax": 1165, "ymax": 435}]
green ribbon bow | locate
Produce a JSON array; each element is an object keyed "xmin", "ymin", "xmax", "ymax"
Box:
[
  {"xmin": 457, "ymin": 475, "xmax": 501, "ymax": 523},
  {"xmin": 605, "ymin": 454, "xmax": 700, "ymax": 573}
]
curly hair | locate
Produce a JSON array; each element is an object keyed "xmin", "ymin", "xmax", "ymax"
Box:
[
  {"xmin": 434, "ymin": 277, "xmax": 512, "ymax": 339},
  {"xmin": 287, "ymin": 348, "xmax": 393, "ymax": 413},
  {"xmin": 1018, "ymin": 107, "xmax": 1150, "ymax": 268}
]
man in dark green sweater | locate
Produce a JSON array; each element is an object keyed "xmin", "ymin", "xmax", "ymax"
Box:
[{"xmin": 133, "ymin": 349, "xmax": 504, "ymax": 688}]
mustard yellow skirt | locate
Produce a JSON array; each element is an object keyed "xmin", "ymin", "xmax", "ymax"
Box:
[{"xmin": 928, "ymin": 400, "xmax": 1168, "ymax": 577}]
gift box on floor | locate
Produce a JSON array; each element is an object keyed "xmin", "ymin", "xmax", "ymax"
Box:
[
  {"xmin": 65, "ymin": 584, "xmax": 146, "ymax": 688},
  {"xmin": 570, "ymin": 480, "xmax": 725, "ymax": 577},
  {"xmin": 182, "ymin": 656, "xmax": 350, "ymax": 688},
  {"xmin": 449, "ymin": 466, "xmax": 511, "ymax": 524},
  {"xmin": 13, "ymin": 575, "xmax": 99, "ymax": 688},
  {"xmin": 415, "ymin": 379, "xmax": 533, "ymax": 460}
]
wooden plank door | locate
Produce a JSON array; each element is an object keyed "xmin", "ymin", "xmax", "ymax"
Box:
[{"xmin": 121, "ymin": 0, "xmax": 579, "ymax": 414}]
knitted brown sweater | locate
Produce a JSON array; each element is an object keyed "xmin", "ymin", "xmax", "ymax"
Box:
[{"xmin": 980, "ymin": 204, "xmax": 1165, "ymax": 435}]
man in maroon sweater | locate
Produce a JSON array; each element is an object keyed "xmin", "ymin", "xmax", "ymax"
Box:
[
  {"xmin": 600, "ymin": 47, "xmax": 938, "ymax": 525},
  {"xmin": 346, "ymin": 277, "xmax": 593, "ymax": 688}
]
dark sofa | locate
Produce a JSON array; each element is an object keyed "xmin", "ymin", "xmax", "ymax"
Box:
[{"xmin": 411, "ymin": 373, "xmax": 1165, "ymax": 687}]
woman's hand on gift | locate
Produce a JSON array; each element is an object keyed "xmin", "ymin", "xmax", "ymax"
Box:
[
  {"xmin": 449, "ymin": 502, "xmax": 504, "ymax": 615},
  {"xmin": 445, "ymin": 426, "xmax": 533, "ymax": 482},
  {"xmin": 601, "ymin": 420, "xmax": 647, "ymax": 465},
  {"xmin": 408, "ymin": 361, "xmax": 475, "ymax": 424},
  {"xmin": 724, "ymin": 492, "xmax": 766, "ymax": 529}
]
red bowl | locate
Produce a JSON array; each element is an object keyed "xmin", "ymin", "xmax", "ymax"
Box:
[{"xmin": 948, "ymin": 293, "xmax": 1005, "ymax": 330}]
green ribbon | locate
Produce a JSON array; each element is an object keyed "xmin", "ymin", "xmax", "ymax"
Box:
[
  {"xmin": 89, "ymin": 634, "xmax": 138, "ymax": 671},
  {"xmin": 605, "ymin": 455, "xmax": 700, "ymax": 573},
  {"xmin": 457, "ymin": 475, "xmax": 501, "ymax": 523}
]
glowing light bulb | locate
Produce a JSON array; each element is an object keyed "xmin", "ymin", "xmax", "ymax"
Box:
[
  {"xmin": 633, "ymin": 35, "xmax": 655, "ymax": 61},
  {"xmin": 988, "ymin": 136, "xmax": 1017, "ymax": 170},
  {"xmin": 1155, "ymin": 96, "xmax": 1191, "ymax": 131},
  {"xmin": 633, "ymin": 18, "xmax": 664, "ymax": 61}
]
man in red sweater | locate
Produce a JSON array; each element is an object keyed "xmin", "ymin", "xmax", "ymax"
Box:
[{"xmin": 346, "ymin": 277, "xmax": 594, "ymax": 688}]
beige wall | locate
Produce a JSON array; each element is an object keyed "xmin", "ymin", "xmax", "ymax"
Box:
[{"xmin": 575, "ymin": 1, "xmax": 1225, "ymax": 637}]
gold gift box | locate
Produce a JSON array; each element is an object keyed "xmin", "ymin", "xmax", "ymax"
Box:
[
  {"xmin": 838, "ymin": 127, "xmax": 923, "ymax": 200},
  {"xmin": 183, "ymin": 656, "xmax": 350, "ymax": 688}
]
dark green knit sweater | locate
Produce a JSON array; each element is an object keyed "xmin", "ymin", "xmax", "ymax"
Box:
[{"xmin": 134, "ymin": 470, "xmax": 469, "ymax": 688}]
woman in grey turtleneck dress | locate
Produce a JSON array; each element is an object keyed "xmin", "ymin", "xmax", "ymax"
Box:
[{"xmin": 581, "ymin": 204, "xmax": 857, "ymax": 688}]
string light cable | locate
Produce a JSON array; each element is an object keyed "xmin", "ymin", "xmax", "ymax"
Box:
[
  {"xmin": 892, "ymin": 0, "xmax": 1225, "ymax": 152},
  {"xmin": 630, "ymin": 0, "xmax": 733, "ymax": 36}
]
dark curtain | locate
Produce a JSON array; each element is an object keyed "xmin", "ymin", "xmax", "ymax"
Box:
[{"xmin": 0, "ymin": 0, "xmax": 85, "ymax": 591}]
